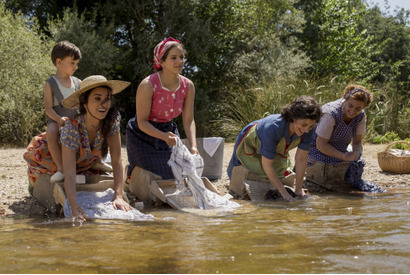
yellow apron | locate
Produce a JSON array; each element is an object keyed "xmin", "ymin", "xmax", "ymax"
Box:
[{"xmin": 235, "ymin": 123, "xmax": 301, "ymax": 178}]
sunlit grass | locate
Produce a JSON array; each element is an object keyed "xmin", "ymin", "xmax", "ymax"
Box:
[{"xmin": 214, "ymin": 76, "xmax": 409, "ymax": 142}]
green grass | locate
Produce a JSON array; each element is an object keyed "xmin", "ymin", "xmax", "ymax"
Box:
[{"xmin": 214, "ymin": 75, "xmax": 409, "ymax": 143}]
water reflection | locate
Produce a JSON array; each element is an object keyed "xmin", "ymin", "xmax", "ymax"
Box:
[{"xmin": 0, "ymin": 189, "xmax": 409, "ymax": 273}]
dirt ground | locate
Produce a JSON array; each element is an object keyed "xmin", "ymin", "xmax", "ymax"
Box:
[{"xmin": 0, "ymin": 143, "xmax": 409, "ymax": 217}]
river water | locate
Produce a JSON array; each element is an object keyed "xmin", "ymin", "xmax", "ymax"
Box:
[{"xmin": 1, "ymin": 189, "xmax": 409, "ymax": 273}]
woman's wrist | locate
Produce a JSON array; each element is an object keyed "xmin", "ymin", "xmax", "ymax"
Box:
[
  {"xmin": 113, "ymin": 190, "xmax": 123, "ymax": 199},
  {"xmin": 342, "ymin": 151, "xmax": 350, "ymax": 161},
  {"xmin": 161, "ymin": 132, "xmax": 170, "ymax": 142}
]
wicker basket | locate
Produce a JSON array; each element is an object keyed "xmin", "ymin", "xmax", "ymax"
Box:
[{"xmin": 377, "ymin": 141, "xmax": 410, "ymax": 174}]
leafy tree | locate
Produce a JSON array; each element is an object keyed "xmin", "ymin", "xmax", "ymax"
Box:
[
  {"xmin": 295, "ymin": 0, "xmax": 382, "ymax": 82},
  {"xmin": 206, "ymin": 0, "xmax": 309, "ymax": 86},
  {"xmin": 363, "ymin": 6, "xmax": 409, "ymax": 85},
  {"xmin": 47, "ymin": 8, "xmax": 119, "ymax": 80},
  {"xmin": 98, "ymin": 0, "xmax": 309, "ymax": 136},
  {"xmin": 4, "ymin": 0, "xmax": 310, "ymax": 138},
  {"xmin": 0, "ymin": 3, "xmax": 54, "ymax": 146},
  {"xmin": 4, "ymin": 0, "xmax": 107, "ymax": 32},
  {"xmin": 362, "ymin": 5, "xmax": 409, "ymax": 137}
]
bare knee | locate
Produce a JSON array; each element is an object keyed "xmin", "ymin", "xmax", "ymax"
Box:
[{"xmin": 46, "ymin": 122, "xmax": 59, "ymax": 140}]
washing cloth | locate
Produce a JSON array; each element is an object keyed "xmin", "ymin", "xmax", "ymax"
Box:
[
  {"xmin": 345, "ymin": 158, "xmax": 386, "ymax": 193},
  {"xmin": 168, "ymin": 137, "xmax": 241, "ymax": 209},
  {"xmin": 265, "ymin": 187, "xmax": 297, "ymax": 200},
  {"xmin": 203, "ymin": 137, "xmax": 223, "ymax": 157},
  {"xmin": 63, "ymin": 188, "xmax": 155, "ymax": 220}
]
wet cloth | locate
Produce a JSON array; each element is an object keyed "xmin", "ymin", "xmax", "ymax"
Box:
[
  {"xmin": 63, "ymin": 188, "xmax": 155, "ymax": 220},
  {"xmin": 147, "ymin": 72, "xmax": 189, "ymax": 122},
  {"xmin": 126, "ymin": 115, "xmax": 179, "ymax": 179},
  {"xmin": 227, "ymin": 114, "xmax": 313, "ymax": 179},
  {"xmin": 345, "ymin": 158, "xmax": 386, "ymax": 193},
  {"xmin": 168, "ymin": 137, "xmax": 241, "ymax": 210},
  {"xmin": 308, "ymin": 98, "xmax": 365, "ymax": 165},
  {"xmin": 47, "ymin": 76, "xmax": 81, "ymax": 124},
  {"xmin": 24, "ymin": 114, "xmax": 120, "ymax": 185}
]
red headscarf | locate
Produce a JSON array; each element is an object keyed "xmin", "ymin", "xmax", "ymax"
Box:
[{"xmin": 153, "ymin": 37, "xmax": 181, "ymax": 70}]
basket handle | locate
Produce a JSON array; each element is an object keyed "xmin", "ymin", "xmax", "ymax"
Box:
[{"xmin": 384, "ymin": 141, "xmax": 410, "ymax": 152}]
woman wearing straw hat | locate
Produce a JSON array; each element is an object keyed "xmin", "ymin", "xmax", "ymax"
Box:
[
  {"xmin": 24, "ymin": 75, "xmax": 132, "ymax": 220},
  {"xmin": 125, "ymin": 37, "xmax": 198, "ymax": 184}
]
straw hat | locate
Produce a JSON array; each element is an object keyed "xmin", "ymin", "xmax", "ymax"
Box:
[{"xmin": 62, "ymin": 75, "xmax": 131, "ymax": 109}]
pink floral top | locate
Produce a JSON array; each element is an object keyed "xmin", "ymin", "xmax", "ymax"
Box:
[
  {"xmin": 147, "ymin": 72, "xmax": 189, "ymax": 122},
  {"xmin": 24, "ymin": 114, "xmax": 120, "ymax": 185},
  {"xmin": 61, "ymin": 114, "xmax": 120, "ymax": 174}
]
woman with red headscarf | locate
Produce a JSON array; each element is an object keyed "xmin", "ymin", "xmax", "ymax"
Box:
[{"xmin": 126, "ymin": 38, "xmax": 198, "ymax": 183}]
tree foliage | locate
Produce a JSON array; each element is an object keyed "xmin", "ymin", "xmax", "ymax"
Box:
[
  {"xmin": 0, "ymin": 3, "xmax": 54, "ymax": 146},
  {"xmin": 4, "ymin": 0, "xmax": 107, "ymax": 33},
  {"xmin": 296, "ymin": 0, "xmax": 382, "ymax": 81},
  {"xmin": 1, "ymin": 0, "xmax": 409, "ymax": 146},
  {"xmin": 47, "ymin": 8, "xmax": 119, "ymax": 80},
  {"xmin": 363, "ymin": 6, "xmax": 410, "ymax": 86},
  {"xmin": 95, "ymin": 0, "xmax": 309, "ymax": 136},
  {"xmin": 361, "ymin": 5, "xmax": 410, "ymax": 137}
]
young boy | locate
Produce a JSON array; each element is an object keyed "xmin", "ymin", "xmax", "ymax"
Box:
[{"xmin": 44, "ymin": 41, "xmax": 81, "ymax": 184}]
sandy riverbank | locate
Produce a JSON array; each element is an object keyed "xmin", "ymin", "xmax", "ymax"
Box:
[{"xmin": 0, "ymin": 143, "xmax": 408, "ymax": 217}]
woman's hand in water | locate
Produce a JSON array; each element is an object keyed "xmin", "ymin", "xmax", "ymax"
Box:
[
  {"xmin": 294, "ymin": 188, "xmax": 306, "ymax": 197},
  {"xmin": 280, "ymin": 190, "xmax": 294, "ymax": 201},
  {"xmin": 113, "ymin": 197, "xmax": 132, "ymax": 211},
  {"xmin": 72, "ymin": 205, "xmax": 89, "ymax": 222},
  {"xmin": 164, "ymin": 132, "xmax": 178, "ymax": 146}
]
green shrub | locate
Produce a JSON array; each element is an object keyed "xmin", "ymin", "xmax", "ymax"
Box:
[
  {"xmin": 47, "ymin": 8, "xmax": 119, "ymax": 80},
  {"xmin": 366, "ymin": 82, "xmax": 410, "ymax": 140},
  {"xmin": 0, "ymin": 4, "xmax": 54, "ymax": 146},
  {"xmin": 215, "ymin": 73, "xmax": 409, "ymax": 144},
  {"xmin": 215, "ymin": 75, "xmax": 347, "ymax": 141},
  {"xmin": 367, "ymin": 131, "xmax": 410, "ymax": 149}
]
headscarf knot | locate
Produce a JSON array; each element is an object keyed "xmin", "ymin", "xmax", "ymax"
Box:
[{"xmin": 153, "ymin": 37, "xmax": 181, "ymax": 70}]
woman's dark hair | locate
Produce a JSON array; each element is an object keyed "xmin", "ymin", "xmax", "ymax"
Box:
[
  {"xmin": 156, "ymin": 43, "xmax": 186, "ymax": 72},
  {"xmin": 281, "ymin": 95, "xmax": 322, "ymax": 123},
  {"xmin": 79, "ymin": 86, "xmax": 119, "ymax": 158}
]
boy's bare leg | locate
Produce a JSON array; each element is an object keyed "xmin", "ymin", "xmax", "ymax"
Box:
[
  {"xmin": 46, "ymin": 122, "xmax": 64, "ymax": 183},
  {"xmin": 47, "ymin": 122, "xmax": 63, "ymax": 172}
]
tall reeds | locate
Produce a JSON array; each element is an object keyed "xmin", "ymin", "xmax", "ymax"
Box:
[{"xmin": 215, "ymin": 76, "xmax": 409, "ymax": 142}]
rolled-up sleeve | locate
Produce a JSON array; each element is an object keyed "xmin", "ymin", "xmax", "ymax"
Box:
[{"xmin": 315, "ymin": 113, "xmax": 335, "ymax": 139}]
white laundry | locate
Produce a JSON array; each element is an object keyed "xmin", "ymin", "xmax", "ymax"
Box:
[
  {"xmin": 389, "ymin": 149, "xmax": 410, "ymax": 157},
  {"xmin": 102, "ymin": 153, "xmax": 111, "ymax": 163},
  {"xmin": 202, "ymin": 137, "xmax": 223, "ymax": 157},
  {"xmin": 63, "ymin": 188, "xmax": 154, "ymax": 221},
  {"xmin": 168, "ymin": 137, "xmax": 240, "ymax": 210}
]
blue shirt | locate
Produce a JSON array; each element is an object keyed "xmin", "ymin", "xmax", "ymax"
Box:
[{"xmin": 256, "ymin": 114, "xmax": 314, "ymax": 160}]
